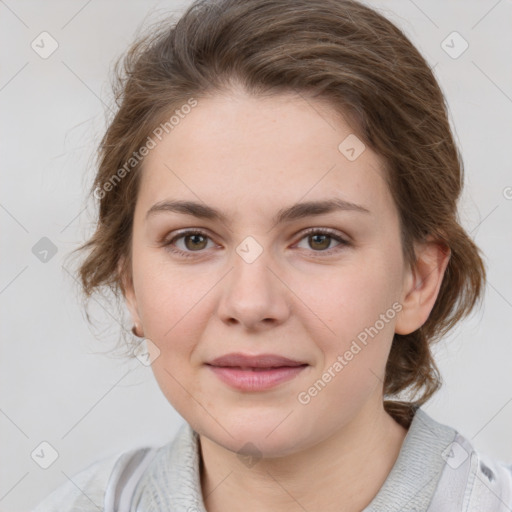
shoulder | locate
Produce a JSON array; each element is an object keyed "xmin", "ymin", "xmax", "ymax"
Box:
[
  {"xmin": 31, "ymin": 445, "xmax": 159, "ymax": 512},
  {"xmin": 423, "ymin": 412, "xmax": 512, "ymax": 512},
  {"xmin": 32, "ymin": 451, "xmax": 121, "ymax": 512},
  {"xmin": 32, "ymin": 423, "xmax": 195, "ymax": 512},
  {"xmin": 456, "ymin": 432, "xmax": 512, "ymax": 512},
  {"xmin": 393, "ymin": 407, "xmax": 512, "ymax": 511}
]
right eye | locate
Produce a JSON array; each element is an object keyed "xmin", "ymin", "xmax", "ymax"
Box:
[{"xmin": 163, "ymin": 229, "xmax": 216, "ymax": 258}]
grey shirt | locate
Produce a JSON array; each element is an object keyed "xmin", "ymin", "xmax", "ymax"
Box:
[{"xmin": 33, "ymin": 407, "xmax": 512, "ymax": 511}]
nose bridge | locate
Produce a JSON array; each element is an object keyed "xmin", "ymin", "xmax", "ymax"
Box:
[
  {"xmin": 217, "ymin": 235, "xmax": 290, "ymax": 328},
  {"xmin": 233, "ymin": 238, "xmax": 274, "ymax": 293}
]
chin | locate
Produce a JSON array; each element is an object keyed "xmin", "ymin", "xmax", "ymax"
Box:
[{"xmin": 202, "ymin": 417, "xmax": 310, "ymax": 459}]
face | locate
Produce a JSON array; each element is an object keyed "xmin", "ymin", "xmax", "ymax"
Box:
[{"xmin": 124, "ymin": 89, "xmax": 417, "ymax": 458}]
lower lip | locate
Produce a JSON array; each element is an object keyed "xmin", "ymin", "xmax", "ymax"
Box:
[{"xmin": 207, "ymin": 365, "xmax": 308, "ymax": 391}]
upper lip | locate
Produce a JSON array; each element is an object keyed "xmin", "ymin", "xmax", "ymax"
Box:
[{"xmin": 207, "ymin": 353, "xmax": 308, "ymax": 368}]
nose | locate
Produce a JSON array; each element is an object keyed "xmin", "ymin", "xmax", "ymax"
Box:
[{"xmin": 216, "ymin": 244, "xmax": 291, "ymax": 331}]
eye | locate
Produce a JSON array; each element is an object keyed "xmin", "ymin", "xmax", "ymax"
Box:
[
  {"xmin": 295, "ymin": 228, "xmax": 350, "ymax": 255},
  {"xmin": 163, "ymin": 229, "xmax": 216, "ymax": 258},
  {"xmin": 162, "ymin": 227, "xmax": 350, "ymax": 259}
]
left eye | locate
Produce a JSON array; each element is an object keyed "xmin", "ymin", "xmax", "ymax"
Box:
[{"xmin": 295, "ymin": 229, "xmax": 348, "ymax": 253}]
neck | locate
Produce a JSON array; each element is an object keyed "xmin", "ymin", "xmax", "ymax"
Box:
[{"xmin": 199, "ymin": 400, "xmax": 409, "ymax": 512}]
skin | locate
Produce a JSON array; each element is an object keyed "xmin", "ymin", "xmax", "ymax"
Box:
[{"xmin": 123, "ymin": 87, "xmax": 450, "ymax": 511}]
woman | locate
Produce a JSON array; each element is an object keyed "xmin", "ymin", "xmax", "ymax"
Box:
[{"xmin": 33, "ymin": 0, "xmax": 512, "ymax": 510}]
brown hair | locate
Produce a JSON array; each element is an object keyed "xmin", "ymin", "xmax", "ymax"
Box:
[{"xmin": 77, "ymin": 0, "xmax": 486, "ymax": 428}]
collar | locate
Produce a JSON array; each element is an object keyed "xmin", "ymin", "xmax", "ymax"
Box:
[{"xmin": 132, "ymin": 407, "xmax": 458, "ymax": 512}]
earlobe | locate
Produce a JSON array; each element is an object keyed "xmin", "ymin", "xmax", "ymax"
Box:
[{"xmin": 395, "ymin": 238, "xmax": 451, "ymax": 335}]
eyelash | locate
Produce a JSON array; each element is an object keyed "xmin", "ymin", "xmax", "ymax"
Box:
[{"xmin": 162, "ymin": 227, "xmax": 350, "ymax": 259}]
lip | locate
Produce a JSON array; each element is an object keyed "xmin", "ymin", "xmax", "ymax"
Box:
[
  {"xmin": 206, "ymin": 353, "xmax": 309, "ymax": 391},
  {"xmin": 207, "ymin": 353, "xmax": 307, "ymax": 368}
]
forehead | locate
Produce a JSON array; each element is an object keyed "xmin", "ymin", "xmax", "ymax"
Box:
[{"xmin": 137, "ymin": 91, "xmax": 394, "ymax": 223}]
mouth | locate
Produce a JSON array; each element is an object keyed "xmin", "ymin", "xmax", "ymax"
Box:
[
  {"xmin": 211, "ymin": 366, "xmax": 306, "ymax": 371},
  {"xmin": 206, "ymin": 365, "xmax": 308, "ymax": 391},
  {"xmin": 207, "ymin": 352, "xmax": 308, "ymax": 368}
]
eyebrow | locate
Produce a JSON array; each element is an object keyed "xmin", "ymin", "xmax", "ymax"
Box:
[{"xmin": 146, "ymin": 198, "xmax": 371, "ymax": 225}]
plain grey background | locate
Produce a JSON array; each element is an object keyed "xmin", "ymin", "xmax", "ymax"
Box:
[{"xmin": 1, "ymin": 1, "xmax": 511, "ymax": 510}]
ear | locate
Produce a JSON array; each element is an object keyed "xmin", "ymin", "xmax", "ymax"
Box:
[
  {"xmin": 395, "ymin": 237, "xmax": 451, "ymax": 335},
  {"xmin": 118, "ymin": 256, "xmax": 142, "ymax": 328}
]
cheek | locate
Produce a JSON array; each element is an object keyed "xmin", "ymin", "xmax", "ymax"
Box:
[
  {"xmin": 133, "ymin": 261, "xmax": 211, "ymax": 413},
  {"xmin": 301, "ymin": 257, "xmax": 399, "ymax": 338},
  {"xmin": 302, "ymin": 267, "xmax": 399, "ymax": 413},
  {"xmin": 300, "ymin": 255, "xmax": 401, "ymax": 397},
  {"xmin": 131, "ymin": 246, "xmax": 210, "ymax": 339}
]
